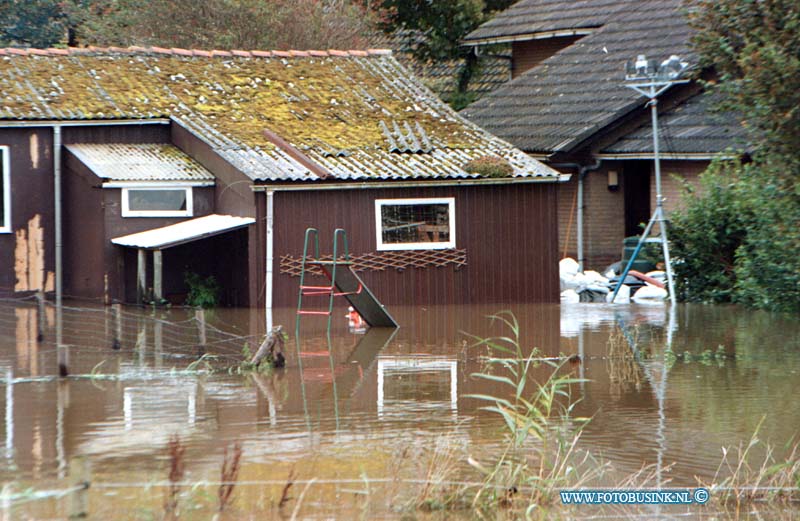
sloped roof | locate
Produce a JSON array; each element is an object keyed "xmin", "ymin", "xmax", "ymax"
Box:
[
  {"xmin": 462, "ymin": 0, "xmax": 709, "ymax": 155},
  {"xmin": 601, "ymin": 91, "xmax": 749, "ymax": 156},
  {"xmin": 464, "ymin": 0, "xmax": 632, "ymax": 44},
  {"xmin": 65, "ymin": 143, "xmax": 215, "ymax": 182},
  {"xmin": 0, "ymin": 47, "xmax": 558, "ymax": 182}
]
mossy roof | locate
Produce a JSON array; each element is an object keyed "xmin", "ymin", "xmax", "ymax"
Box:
[{"xmin": 0, "ymin": 47, "xmax": 559, "ymax": 181}]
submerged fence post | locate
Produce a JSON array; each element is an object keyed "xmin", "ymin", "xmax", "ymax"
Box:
[
  {"xmin": 67, "ymin": 456, "xmax": 90, "ymax": 518},
  {"xmin": 112, "ymin": 303, "xmax": 122, "ymax": 350},
  {"xmin": 36, "ymin": 290, "xmax": 45, "ymax": 343},
  {"xmin": 195, "ymin": 309, "xmax": 207, "ymax": 353}
]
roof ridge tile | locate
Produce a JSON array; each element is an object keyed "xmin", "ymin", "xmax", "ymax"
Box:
[{"xmin": 3, "ymin": 45, "xmax": 392, "ymax": 59}]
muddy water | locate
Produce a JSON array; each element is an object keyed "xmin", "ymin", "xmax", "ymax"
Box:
[{"xmin": 1, "ymin": 299, "xmax": 798, "ymax": 519}]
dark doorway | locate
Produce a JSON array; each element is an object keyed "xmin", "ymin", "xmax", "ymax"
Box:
[
  {"xmin": 623, "ymin": 161, "xmax": 652, "ymax": 237},
  {"xmin": 122, "ymin": 228, "xmax": 249, "ymax": 306}
]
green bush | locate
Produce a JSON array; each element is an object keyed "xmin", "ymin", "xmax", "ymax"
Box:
[
  {"xmin": 184, "ymin": 272, "xmax": 220, "ymax": 309},
  {"xmin": 670, "ymin": 158, "xmax": 800, "ymax": 312}
]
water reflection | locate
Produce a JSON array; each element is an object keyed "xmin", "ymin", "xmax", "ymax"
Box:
[
  {"xmin": 0, "ymin": 299, "xmax": 798, "ymax": 518},
  {"xmin": 376, "ymin": 356, "xmax": 458, "ymax": 419}
]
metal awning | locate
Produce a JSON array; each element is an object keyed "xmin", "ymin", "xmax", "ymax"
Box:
[
  {"xmin": 111, "ymin": 214, "xmax": 255, "ymax": 250},
  {"xmin": 66, "ymin": 143, "xmax": 216, "ymax": 184}
]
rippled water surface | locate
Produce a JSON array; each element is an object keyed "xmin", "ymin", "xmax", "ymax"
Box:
[{"xmin": 1, "ymin": 298, "xmax": 798, "ymax": 519}]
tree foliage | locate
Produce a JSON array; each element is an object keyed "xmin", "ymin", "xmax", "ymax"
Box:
[
  {"xmin": 0, "ymin": 0, "xmax": 375, "ymax": 50},
  {"xmin": 0, "ymin": 0, "xmax": 86, "ymax": 47},
  {"xmin": 79, "ymin": 0, "xmax": 375, "ymax": 50},
  {"xmin": 669, "ymin": 0, "xmax": 800, "ymax": 312},
  {"xmin": 690, "ymin": 0, "xmax": 800, "ymax": 169},
  {"xmin": 670, "ymin": 160, "xmax": 799, "ymax": 312},
  {"xmin": 375, "ymin": 0, "xmax": 514, "ymax": 104}
]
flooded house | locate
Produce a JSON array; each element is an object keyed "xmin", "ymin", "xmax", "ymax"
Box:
[
  {"xmin": 0, "ymin": 46, "xmax": 565, "ymax": 310},
  {"xmin": 462, "ymin": 0, "xmax": 748, "ymax": 268}
]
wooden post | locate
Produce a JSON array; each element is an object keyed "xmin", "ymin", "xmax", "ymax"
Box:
[
  {"xmin": 111, "ymin": 304, "xmax": 122, "ymax": 350},
  {"xmin": 36, "ymin": 290, "xmax": 45, "ymax": 343},
  {"xmin": 137, "ymin": 249, "xmax": 146, "ymax": 305},
  {"xmin": 67, "ymin": 456, "xmax": 90, "ymax": 518},
  {"xmin": 153, "ymin": 250, "xmax": 163, "ymax": 304},
  {"xmin": 154, "ymin": 320, "xmax": 163, "ymax": 368},
  {"xmin": 195, "ymin": 309, "xmax": 206, "ymax": 353}
]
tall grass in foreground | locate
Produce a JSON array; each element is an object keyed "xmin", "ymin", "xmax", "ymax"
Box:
[
  {"xmin": 702, "ymin": 417, "xmax": 800, "ymax": 506},
  {"xmin": 466, "ymin": 312, "xmax": 603, "ymax": 511}
]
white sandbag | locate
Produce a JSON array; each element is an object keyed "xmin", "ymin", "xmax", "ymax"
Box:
[
  {"xmin": 644, "ymin": 270, "xmax": 667, "ymax": 287},
  {"xmin": 560, "ymin": 289, "xmax": 580, "ymax": 303},
  {"xmin": 584, "ymin": 270, "xmax": 609, "ymax": 285},
  {"xmin": 606, "ymin": 283, "xmax": 630, "ymax": 303},
  {"xmin": 632, "ymin": 285, "xmax": 668, "ymax": 302},
  {"xmin": 559, "ymin": 257, "xmax": 580, "ymax": 278}
]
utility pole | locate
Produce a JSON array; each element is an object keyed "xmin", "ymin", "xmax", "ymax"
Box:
[{"xmin": 610, "ymin": 55, "xmax": 689, "ymax": 305}]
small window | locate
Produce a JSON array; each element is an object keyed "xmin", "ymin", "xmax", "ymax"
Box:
[
  {"xmin": 121, "ymin": 187, "xmax": 193, "ymax": 217},
  {"xmin": 375, "ymin": 197, "xmax": 455, "ymax": 251},
  {"xmin": 0, "ymin": 146, "xmax": 9, "ymax": 233}
]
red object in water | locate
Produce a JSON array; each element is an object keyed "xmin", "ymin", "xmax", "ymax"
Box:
[
  {"xmin": 629, "ymin": 270, "xmax": 665, "ymax": 289},
  {"xmin": 347, "ymin": 307, "xmax": 365, "ymax": 330}
]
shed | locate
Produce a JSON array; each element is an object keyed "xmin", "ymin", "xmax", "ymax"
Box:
[{"xmin": 0, "ymin": 46, "xmax": 566, "ymax": 313}]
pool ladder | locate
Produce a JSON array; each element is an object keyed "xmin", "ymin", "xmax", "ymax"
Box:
[{"xmin": 295, "ymin": 228, "xmax": 362, "ymax": 335}]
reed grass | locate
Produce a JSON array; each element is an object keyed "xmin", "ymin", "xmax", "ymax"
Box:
[
  {"xmin": 702, "ymin": 417, "xmax": 800, "ymax": 505},
  {"xmin": 465, "ymin": 311, "xmax": 600, "ymax": 510}
]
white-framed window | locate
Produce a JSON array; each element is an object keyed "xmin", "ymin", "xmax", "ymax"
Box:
[
  {"xmin": 0, "ymin": 146, "xmax": 10, "ymax": 233},
  {"xmin": 375, "ymin": 197, "xmax": 455, "ymax": 251},
  {"xmin": 121, "ymin": 187, "xmax": 193, "ymax": 218}
]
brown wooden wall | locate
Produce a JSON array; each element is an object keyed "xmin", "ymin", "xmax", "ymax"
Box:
[
  {"xmin": 0, "ymin": 127, "xmax": 55, "ymax": 297},
  {"xmin": 512, "ymin": 36, "xmax": 583, "ymax": 78},
  {"xmin": 269, "ymin": 183, "xmax": 561, "ymax": 308}
]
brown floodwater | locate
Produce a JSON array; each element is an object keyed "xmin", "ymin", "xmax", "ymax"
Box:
[{"xmin": 1, "ymin": 297, "xmax": 798, "ymax": 519}]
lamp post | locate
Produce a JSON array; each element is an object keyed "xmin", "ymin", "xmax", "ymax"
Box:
[{"xmin": 610, "ymin": 54, "xmax": 690, "ymax": 305}]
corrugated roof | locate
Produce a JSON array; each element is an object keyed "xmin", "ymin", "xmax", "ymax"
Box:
[
  {"xmin": 464, "ymin": 0, "xmax": 629, "ymax": 43},
  {"xmin": 111, "ymin": 214, "xmax": 255, "ymax": 249},
  {"xmin": 65, "ymin": 143, "xmax": 215, "ymax": 182},
  {"xmin": 0, "ymin": 46, "xmax": 559, "ymax": 182},
  {"xmin": 601, "ymin": 91, "xmax": 750, "ymax": 156},
  {"xmin": 462, "ymin": 0, "xmax": 745, "ymax": 156}
]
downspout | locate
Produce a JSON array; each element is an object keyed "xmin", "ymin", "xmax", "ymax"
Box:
[
  {"xmin": 550, "ymin": 160, "xmax": 602, "ymax": 272},
  {"xmin": 265, "ymin": 189, "xmax": 274, "ymax": 332},
  {"xmin": 53, "ymin": 125, "xmax": 62, "ymax": 306}
]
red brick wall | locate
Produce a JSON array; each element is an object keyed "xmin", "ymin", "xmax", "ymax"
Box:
[
  {"xmin": 650, "ymin": 160, "xmax": 707, "ymax": 214},
  {"xmin": 554, "ymin": 160, "xmax": 709, "ymax": 271},
  {"xmin": 556, "ymin": 165, "xmax": 626, "ymax": 270}
]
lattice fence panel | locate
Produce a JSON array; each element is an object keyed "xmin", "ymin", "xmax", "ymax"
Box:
[{"xmin": 280, "ymin": 249, "xmax": 467, "ymax": 277}]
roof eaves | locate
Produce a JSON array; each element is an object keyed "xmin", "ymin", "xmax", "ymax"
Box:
[{"xmin": 463, "ymin": 27, "xmax": 596, "ymax": 46}]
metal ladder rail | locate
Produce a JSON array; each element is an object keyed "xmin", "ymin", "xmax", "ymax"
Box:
[
  {"xmin": 296, "ymin": 228, "xmax": 363, "ymax": 335},
  {"xmin": 296, "ymin": 228, "xmax": 322, "ymax": 337}
]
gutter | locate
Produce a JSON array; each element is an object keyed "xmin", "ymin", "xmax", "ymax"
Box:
[
  {"xmin": 54, "ymin": 126, "xmax": 62, "ymax": 306},
  {"xmin": 251, "ymin": 174, "xmax": 570, "ymax": 192},
  {"xmin": 595, "ymin": 152, "xmax": 738, "ymax": 161},
  {"xmin": 0, "ymin": 119, "xmax": 169, "ymax": 128},
  {"xmin": 550, "ymin": 160, "xmax": 602, "ymax": 271}
]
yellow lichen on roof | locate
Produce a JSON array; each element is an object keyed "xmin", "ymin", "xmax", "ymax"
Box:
[{"xmin": 0, "ymin": 50, "xmax": 484, "ymax": 152}]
